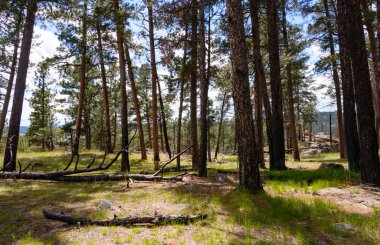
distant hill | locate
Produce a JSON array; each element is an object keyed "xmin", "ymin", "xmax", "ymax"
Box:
[{"xmin": 313, "ymin": 111, "xmax": 338, "ymax": 137}]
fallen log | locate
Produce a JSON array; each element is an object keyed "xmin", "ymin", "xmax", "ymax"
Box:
[
  {"xmin": 0, "ymin": 172, "xmax": 183, "ymax": 182},
  {"xmin": 43, "ymin": 210, "xmax": 208, "ymax": 226}
]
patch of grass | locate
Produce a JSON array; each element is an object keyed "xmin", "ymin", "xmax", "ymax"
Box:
[
  {"xmin": 114, "ymin": 236, "xmax": 122, "ymax": 244},
  {"xmin": 124, "ymin": 233, "xmax": 135, "ymax": 243},
  {"xmin": 143, "ymin": 238, "xmax": 159, "ymax": 245},
  {"xmin": 132, "ymin": 227, "xmax": 142, "ymax": 234}
]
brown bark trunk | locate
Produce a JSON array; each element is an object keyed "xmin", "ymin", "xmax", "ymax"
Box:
[
  {"xmin": 323, "ymin": 0, "xmax": 345, "ymax": 159},
  {"xmin": 249, "ymin": 0, "xmax": 266, "ymax": 168},
  {"xmin": 176, "ymin": 25, "xmax": 189, "ymax": 171},
  {"xmin": 72, "ymin": 0, "xmax": 88, "ymax": 156},
  {"xmin": 226, "ymin": 0, "xmax": 262, "ymax": 192},
  {"xmin": 3, "ymin": 0, "xmax": 37, "ymax": 171},
  {"xmin": 0, "ymin": 10, "xmax": 23, "ymax": 141},
  {"xmin": 362, "ymin": 1, "xmax": 380, "ymax": 144},
  {"xmin": 189, "ymin": 0, "xmax": 199, "ymax": 169},
  {"xmin": 266, "ymin": 0, "xmax": 286, "ymax": 170},
  {"xmin": 95, "ymin": 17, "xmax": 113, "ymax": 153},
  {"xmin": 125, "ymin": 42, "xmax": 147, "ymax": 159},
  {"xmin": 146, "ymin": 103, "xmax": 152, "ymax": 149},
  {"xmin": 157, "ymin": 79, "xmax": 172, "ymax": 158},
  {"xmin": 214, "ymin": 93, "xmax": 226, "ymax": 159},
  {"xmin": 280, "ymin": 0, "xmax": 300, "ymax": 161},
  {"xmin": 198, "ymin": 0, "xmax": 208, "ymax": 177},
  {"xmin": 346, "ymin": 0, "xmax": 380, "ymax": 185},
  {"xmin": 113, "ymin": 0, "xmax": 130, "ymax": 172},
  {"xmin": 336, "ymin": 0, "xmax": 361, "ymax": 171},
  {"xmin": 147, "ymin": 0, "xmax": 160, "ymax": 169}
]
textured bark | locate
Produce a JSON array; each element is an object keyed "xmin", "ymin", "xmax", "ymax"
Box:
[
  {"xmin": 113, "ymin": 0, "xmax": 130, "ymax": 172},
  {"xmin": 125, "ymin": 42, "xmax": 147, "ymax": 159},
  {"xmin": 72, "ymin": 0, "xmax": 88, "ymax": 157},
  {"xmin": 96, "ymin": 18, "xmax": 113, "ymax": 153},
  {"xmin": 147, "ymin": 0, "xmax": 160, "ymax": 169},
  {"xmin": 0, "ymin": 10, "xmax": 23, "ymax": 141},
  {"xmin": 3, "ymin": 0, "xmax": 37, "ymax": 171},
  {"xmin": 362, "ymin": 1, "xmax": 380, "ymax": 143},
  {"xmin": 226, "ymin": 0, "xmax": 262, "ymax": 192},
  {"xmin": 157, "ymin": 79, "xmax": 172, "ymax": 158},
  {"xmin": 214, "ymin": 93, "xmax": 226, "ymax": 159},
  {"xmin": 198, "ymin": 0, "xmax": 208, "ymax": 177},
  {"xmin": 280, "ymin": 0, "xmax": 300, "ymax": 161},
  {"xmin": 345, "ymin": 0, "xmax": 380, "ymax": 185},
  {"xmin": 336, "ymin": 0, "xmax": 361, "ymax": 171},
  {"xmin": 323, "ymin": 0, "xmax": 345, "ymax": 159},
  {"xmin": 249, "ymin": 0, "xmax": 265, "ymax": 167},
  {"xmin": 43, "ymin": 210, "xmax": 207, "ymax": 226},
  {"xmin": 145, "ymin": 103, "xmax": 152, "ymax": 148},
  {"xmin": 266, "ymin": 0, "xmax": 286, "ymax": 170},
  {"xmin": 176, "ymin": 25, "xmax": 189, "ymax": 171},
  {"xmin": 189, "ymin": 0, "xmax": 199, "ymax": 169}
]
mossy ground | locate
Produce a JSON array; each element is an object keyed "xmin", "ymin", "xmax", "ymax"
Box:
[{"xmin": 0, "ymin": 150, "xmax": 379, "ymax": 244}]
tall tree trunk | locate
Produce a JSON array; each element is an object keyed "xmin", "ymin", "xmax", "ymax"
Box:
[
  {"xmin": 336, "ymin": 0, "xmax": 361, "ymax": 171},
  {"xmin": 198, "ymin": 0, "xmax": 208, "ymax": 177},
  {"xmin": 266, "ymin": 0, "xmax": 286, "ymax": 170},
  {"xmin": 0, "ymin": 10, "xmax": 23, "ymax": 141},
  {"xmin": 72, "ymin": 0, "xmax": 88, "ymax": 156},
  {"xmin": 176, "ymin": 25, "xmax": 188, "ymax": 171},
  {"xmin": 96, "ymin": 17, "xmax": 113, "ymax": 153},
  {"xmin": 125, "ymin": 42, "xmax": 147, "ymax": 159},
  {"xmin": 3, "ymin": 0, "xmax": 37, "ymax": 171},
  {"xmin": 280, "ymin": 0, "xmax": 300, "ymax": 161},
  {"xmin": 159, "ymin": 113, "xmax": 164, "ymax": 152},
  {"xmin": 362, "ymin": 1, "xmax": 380, "ymax": 143},
  {"xmin": 214, "ymin": 92, "xmax": 226, "ymax": 159},
  {"xmin": 226, "ymin": 0, "xmax": 262, "ymax": 192},
  {"xmin": 147, "ymin": 0, "xmax": 160, "ymax": 169},
  {"xmin": 323, "ymin": 0, "xmax": 345, "ymax": 159},
  {"xmin": 157, "ymin": 79, "xmax": 172, "ymax": 158},
  {"xmin": 345, "ymin": 0, "xmax": 380, "ymax": 185},
  {"xmin": 113, "ymin": 100, "xmax": 117, "ymax": 150},
  {"xmin": 189, "ymin": 0, "xmax": 199, "ymax": 169},
  {"xmin": 249, "ymin": 0, "xmax": 266, "ymax": 168},
  {"xmin": 113, "ymin": 0, "xmax": 130, "ymax": 172},
  {"xmin": 146, "ymin": 103, "xmax": 152, "ymax": 149}
]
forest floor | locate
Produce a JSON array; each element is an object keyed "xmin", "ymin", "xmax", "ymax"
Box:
[{"xmin": 1, "ymin": 151, "xmax": 380, "ymax": 244}]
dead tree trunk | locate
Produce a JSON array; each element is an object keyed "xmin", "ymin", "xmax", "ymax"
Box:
[{"xmin": 43, "ymin": 210, "xmax": 207, "ymax": 226}]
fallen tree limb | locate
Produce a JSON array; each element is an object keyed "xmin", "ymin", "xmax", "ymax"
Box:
[
  {"xmin": 0, "ymin": 172, "xmax": 183, "ymax": 182},
  {"xmin": 43, "ymin": 210, "xmax": 207, "ymax": 226},
  {"xmin": 152, "ymin": 145, "xmax": 193, "ymax": 176}
]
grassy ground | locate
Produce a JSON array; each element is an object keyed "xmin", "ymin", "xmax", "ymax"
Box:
[{"xmin": 1, "ymin": 150, "xmax": 379, "ymax": 244}]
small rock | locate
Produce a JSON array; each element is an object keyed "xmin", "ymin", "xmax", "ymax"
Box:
[
  {"xmin": 215, "ymin": 174, "xmax": 227, "ymax": 182},
  {"xmin": 318, "ymin": 163, "xmax": 344, "ymax": 170},
  {"xmin": 335, "ymin": 222, "xmax": 352, "ymax": 231},
  {"xmin": 98, "ymin": 200, "xmax": 113, "ymax": 210}
]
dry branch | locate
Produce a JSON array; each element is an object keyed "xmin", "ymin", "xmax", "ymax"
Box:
[
  {"xmin": 43, "ymin": 210, "xmax": 207, "ymax": 226},
  {"xmin": 152, "ymin": 145, "xmax": 193, "ymax": 176}
]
